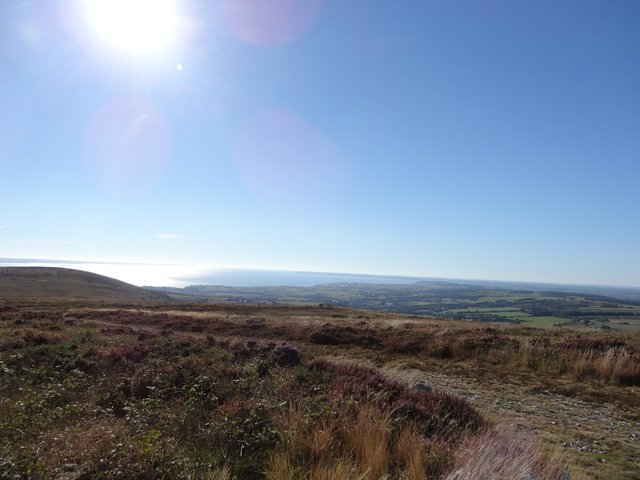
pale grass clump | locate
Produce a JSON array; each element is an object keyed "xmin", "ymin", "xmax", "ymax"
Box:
[
  {"xmin": 284, "ymin": 407, "xmax": 335, "ymax": 462},
  {"xmin": 265, "ymin": 451, "xmax": 298, "ymax": 480},
  {"xmin": 39, "ymin": 420, "xmax": 130, "ymax": 472},
  {"xmin": 266, "ymin": 454, "xmax": 363, "ymax": 480},
  {"xmin": 426, "ymin": 328, "xmax": 640, "ymax": 386},
  {"xmin": 266, "ymin": 404, "xmax": 453, "ymax": 480},
  {"xmin": 200, "ymin": 465, "xmax": 232, "ymax": 480},
  {"xmin": 396, "ymin": 427, "xmax": 428, "ymax": 479},
  {"xmin": 445, "ymin": 427, "xmax": 574, "ymax": 480},
  {"xmin": 341, "ymin": 407, "xmax": 391, "ymax": 479},
  {"xmin": 266, "ymin": 406, "xmax": 379, "ymax": 480},
  {"xmin": 572, "ymin": 347, "xmax": 640, "ymax": 384},
  {"xmin": 501, "ymin": 340, "xmax": 640, "ymax": 385},
  {"xmin": 593, "ymin": 347, "xmax": 638, "ymax": 381},
  {"xmin": 307, "ymin": 461, "xmax": 366, "ymax": 480},
  {"xmin": 512, "ymin": 341, "xmax": 552, "ymax": 372},
  {"xmin": 293, "ymin": 419, "xmax": 335, "ymax": 460}
]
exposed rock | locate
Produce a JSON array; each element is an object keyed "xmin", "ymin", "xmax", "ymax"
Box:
[{"xmin": 413, "ymin": 381, "xmax": 433, "ymax": 393}]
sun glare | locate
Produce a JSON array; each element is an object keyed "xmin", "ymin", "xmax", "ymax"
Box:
[{"xmin": 86, "ymin": 0, "xmax": 177, "ymax": 54}]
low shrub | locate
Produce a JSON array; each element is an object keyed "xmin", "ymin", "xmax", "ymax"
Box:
[
  {"xmin": 309, "ymin": 324, "xmax": 382, "ymax": 347},
  {"xmin": 273, "ymin": 342, "xmax": 302, "ymax": 367},
  {"xmin": 308, "ymin": 359, "xmax": 485, "ymax": 438}
]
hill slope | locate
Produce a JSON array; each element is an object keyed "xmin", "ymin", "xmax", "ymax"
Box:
[{"xmin": 0, "ymin": 267, "xmax": 167, "ymax": 303}]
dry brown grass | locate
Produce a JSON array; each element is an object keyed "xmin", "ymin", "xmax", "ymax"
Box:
[
  {"xmin": 1, "ymin": 306, "xmax": 485, "ymax": 479},
  {"xmin": 267, "ymin": 401, "xmax": 458, "ymax": 480},
  {"xmin": 201, "ymin": 465, "xmax": 232, "ymax": 480},
  {"xmin": 5, "ymin": 304, "xmax": 638, "ymax": 478},
  {"xmin": 445, "ymin": 427, "xmax": 574, "ymax": 480},
  {"xmin": 39, "ymin": 420, "xmax": 130, "ymax": 474},
  {"xmin": 572, "ymin": 347, "xmax": 640, "ymax": 384},
  {"xmin": 71, "ymin": 305, "xmax": 640, "ymax": 387},
  {"xmin": 396, "ymin": 427, "xmax": 428, "ymax": 479},
  {"xmin": 307, "ymin": 462, "xmax": 364, "ymax": 480},
  {"xmin": 342, "ymin": 407, "xmax": 391, "ymax": 479}
]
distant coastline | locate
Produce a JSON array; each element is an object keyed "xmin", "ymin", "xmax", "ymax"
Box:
[{"xmin": 1, "ymin": 258, "xmax": 639, "ymax": 298}]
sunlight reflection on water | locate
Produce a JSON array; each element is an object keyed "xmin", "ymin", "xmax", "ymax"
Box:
[
  {"xmin": 0, "ymin": 261, "xmax": 423, "ymax": 288},
  {"xmin": 0, "ymin": 262, "xmax": 201, "ymax": 287}
]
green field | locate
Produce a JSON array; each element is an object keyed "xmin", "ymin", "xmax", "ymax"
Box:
[
  {"xmin": 447, "ymin": 308, "xmax": 573, "ymax": 328},
  {"xmin": 154, "ymin": 282, "xmax": 640, "ymax": 331}
]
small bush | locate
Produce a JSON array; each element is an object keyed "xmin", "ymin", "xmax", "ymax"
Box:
[
  {"xmin": 386, "ymin": 339, "xmax": 423, "ymax": 354},
  {"xmin": 309, "ymin": 324, "xmax": 382, "ymax": 347},
  {"xmin": 273, "ymin": 342, "xmax": 302, "ymax": 367},
  {"xmin": 23, "ymin": 331, "xmax": 59, "ymax": 346},
  {"xmin": 308, "ymin": 359, "xmax": 485, "ymax": 438}
]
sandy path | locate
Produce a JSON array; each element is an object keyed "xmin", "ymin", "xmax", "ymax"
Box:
[{"xmin": 383, "ymin": 364, "xmax": 640, "ymax": 479}]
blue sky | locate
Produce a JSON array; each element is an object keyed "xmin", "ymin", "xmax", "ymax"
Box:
[{"xmin": 1, "ymin": 0, "xmax": 639, "ymax": 287}]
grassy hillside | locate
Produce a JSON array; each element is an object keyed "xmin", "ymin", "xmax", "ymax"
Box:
[
  {"xmin": 2, "ymin": 301, "xmax": 639, "ymax": 478},
  {"xmin": 0, "ymin": 304, "xmax": 575, "ymax": 480},
  {"xmin": 1, "ymin": 270, "xmax": 638, "ymax": 479},
  {"xmin": 0, "ymin": 267, "xmax": 167, "ymax": 304}
]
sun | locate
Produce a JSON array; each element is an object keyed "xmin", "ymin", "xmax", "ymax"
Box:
[{"xmin": 85, "ymin": 0, "xmax": 177, "ymax": 54}]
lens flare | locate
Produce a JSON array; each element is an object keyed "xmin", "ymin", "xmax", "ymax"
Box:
[
  {"xmin": 233, "ymin": 109, "xmax": 345, "ymax": 213},
  {"xmin": 84, "ymin": 98, "xmax": 172, "ymax": 195},
  {"xmin": 221, "ymin": 0, "xmax": 323, "ymax": 46}
]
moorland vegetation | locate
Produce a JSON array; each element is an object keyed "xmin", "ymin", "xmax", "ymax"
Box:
[{"xmin": 2, "ymin": 301, "xmax": 639, "ymax": 478}]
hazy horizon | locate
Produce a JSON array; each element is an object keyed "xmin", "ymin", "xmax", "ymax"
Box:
[
  {"xmin": 3, "ymin": 258, "xmax": 640, "ymax": 291},
  {"xmin": 2, "ymin": 1, "xmax": 639, "ymax": 287}
]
